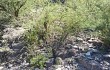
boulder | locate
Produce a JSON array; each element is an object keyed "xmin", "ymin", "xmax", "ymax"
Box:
[{"xmin": 76, "ymin": 56, "xmax": 102, "ymax": 70}]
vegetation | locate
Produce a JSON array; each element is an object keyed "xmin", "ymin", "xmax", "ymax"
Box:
[
  {"xmin": 30, "ymin": 54, "xmax": 48, "ymax": 69},
  {"xmin": 0, "ymin": 0, "xmax": 110, "ymax": 68}
]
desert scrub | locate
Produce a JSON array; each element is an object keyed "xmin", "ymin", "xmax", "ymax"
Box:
[
  {"xmin": 0, "ymin": 0, "xmax": 26, "ymax": 17},
  {"xmin": 30, "ymin": 54, "xmax": 48, "ymax": 69}
]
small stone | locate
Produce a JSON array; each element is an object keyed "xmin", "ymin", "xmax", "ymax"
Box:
[
  {"xmin": 35, "ymin": 68, "xmax": 40, "ymax": 70},
  {"xmin": 88, "ymin": 43, "xmax": 93, "ymax": 48},
  {"xmin": 90, "ymin": 49, "xmax": 99, "ymax": 53},
  {"xmin": 76, "ymin": 37, "xmax": 83, "ymax": 42},
  {"xmin": 88, "ymin": 39, "xmax": 92, "ymax": 43},
  {"xmin": 55, "ymin": 57, "xmax": 64, "ymax": 65},
  {"xmin": 65, "ymin": 44, "xmax": 72, "ymax": 49},
  {"xmin": 72, "ymin": 45, "xmax": 78, "ymax": 49},
  {"xmin": 101, "ymin": 61, "xmax": 110, "ymax": 66},
  {"xmin": 103, "ymin": 54, "xmax": 110, "ymax": 58},
  {"xmin": 9, "ymin": 64, "xmax": 13, "ymax": 67},
  {"xmin": 0, "ymin": 66, "xmax": 4, "ymax": 70},
  {"xmin": 68, "ymin": 49, "xmax": 77, "ymax": 57},
  {"xmin": 46, "ymin": 58, "xmax": 54, "ymax": 67},
  {"xmin": 85, "ymin": 51, "xmax": 93, "ymax": 59},
  {"xmin": 85, "ymin": 51, "xmax": 91, "ymax": 56}
]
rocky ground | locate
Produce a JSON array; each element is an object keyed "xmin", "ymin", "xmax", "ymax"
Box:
[
  {"xmin": 0, "ymin": 25, "xmax": 110, "ymax": 70},
  {"xmin": 45, "ymin": 37, "xmax": 110, "ymax": 70},
  {"xmin": 0, "ymin": 25, "xmax": 30, "ymax": 70}
]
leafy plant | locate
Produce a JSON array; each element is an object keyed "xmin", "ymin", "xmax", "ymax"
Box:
[
  {"xmin": 30, "ymin": 54, "xmax": 48, "ymax": 69},
  {"xmin": 0, "ymin": 0, "xmax": 26, "ymax": 17}
]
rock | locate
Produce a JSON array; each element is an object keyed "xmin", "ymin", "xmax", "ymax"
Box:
[
  {"xmin": 88, "ymin": 39, "xmax": 93, "ymax": 43},
  {"xmin": 85, "ymin": 51, "xmax": 91, "ymax": 56},
  {"xmin": 88, "ymin": 43, "xmax": 93, "ymax": 48},
  {"xmin": 76, "ymin": 56, "xmax": 102, "ymax": 70},
  {"xmin": 85, "ymin": 51, "xmax": 93, "ymax": 60},
  {"xmin": 90, "ymin": 48, "xmax": 99, "ymax": 53},
  {"xmin": 91, "ymin": 54, "xmax": 103, "ymax": 62},
  {"xmin": 101, "ymin": 61, "xmax": 110, "ymax": 66},
  {"xmin": 90, "ymin": 60, "xmax": 102, "ymax": 70},
  {"xmin": 65, "ymin": 44, "xmax": 72, "ymax": 49},
  {"xmin": 87, "ymin": 38, "xmax": 102, "ymax": 48},
  {"xmin": 9, "ymin": 64, "xmax": 13, "ymax": 68},
  {"xmin": 56, "ymin": 49, "xmax": 67, "ymax": 59},
  {"xmin": 86, "ymin": 37, "xmax": 91, "ymax": 41},
  {"xmin": 64, "ymin": 58, "xmax": 75, "ymax": 65},
  {"xmin": 76, "ymin": 37, "xmax": 83, "ymax": 42},
  {"xmin": 68, "ymin": 49, "xmax": 77, "ymax": 57},
  {"xmin": 100, "ymin": 61, "xmax": 110, "ymax": 70},
  {"xmin": 51, "ymin": 65, "xmax": 64, "ymax": 70},
  {"xmin": 85, "ymin": 48, "xmax": 99, "ymax": 56},
  {"xmin": 0, "ymin": 48, "xmax": 12, "ymax": 62},
  {"xmin": 85, "ymin": 49, "xmax": 100, "ymax": 60},
  {"xmin": 21, "ymin": 60, "xmax": 29, "ymax": 66},
  {"xmin": 103, "ymin": 54, "xmax": 110, "ymax": 60},
  {"xmin": 72, "ymin": 45, "xmax": 78, "ymax": 49},
  {"xmin": 50, "ymin": 65, "xmax": 75, "ymax": 70},
  {"xmin": 55, "ymin": 57, "xmax": 64, "ymax": 65},
  {"xmin": 0, "ymin": 66, "xmax": 4, "ymax": 70},
  {"xmin": 2, "ymin": 27, "xmax": 25, "ymax": 41},
  {"xmin": 35, "ymin": 68, "xmax": 41, "ymax": 70},
  {"xmin": 46, "ymin": 58, "xmax": 54, "ymax": 67},
  {"xmin": 12, "ymin": 43, "xmax": 24, "ymax": 49},
  {"xmin": 11, "ymin": 42, "xmax": 25, "ymax": 52}
]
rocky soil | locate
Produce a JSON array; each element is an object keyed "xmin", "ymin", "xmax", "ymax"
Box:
[
  {"xmin": 0, "ymin": 25, "xmax": 30, "ymax": 70},
  {"xmin": 0, "ymin": 25, "xmax": 110, "ymax": 70}
]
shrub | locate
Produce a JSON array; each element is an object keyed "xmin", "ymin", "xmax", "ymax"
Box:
[
  {"xmin": 30, "ymin": 54, "xmax": 48, "ymax": 69},
  {"xmin": 0, "ymin": 0, "xmax": 26, "ymax": 17},
  {"xmin": 95, "ymin": 0, "xmax": 110, "ymax": 48}
]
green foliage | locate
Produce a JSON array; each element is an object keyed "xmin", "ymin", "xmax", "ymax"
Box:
[
  {"xmin": 1, "ymin": 0, "xmax": 110, "ymax": 68},
  {"xmin": 95, "ymin": 0, "xmax": 110, "ymax": 47},
  {"xmin": 0, "ymin": 0, "xmax": 26, "ymax": 17},
  {"xmin": 30, "ymin": 54, "xmax": 48, "ymax": 69}
]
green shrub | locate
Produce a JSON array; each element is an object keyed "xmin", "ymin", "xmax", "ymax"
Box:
[
  {"xmin": 95, "ymin": 0, "xmax": 110, "ymax": 48},
  {"xmin": 30, "ymin": 54, "xmax": 48, "ymax": 69},
  {"xmin": 0, "ymin": 0, "xmax": 26, "ymax": 17}
]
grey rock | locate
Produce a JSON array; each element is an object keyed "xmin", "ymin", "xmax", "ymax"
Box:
[
  {"xmin": 2, "ymin": 27, "xmax": 25, "ymax": 41},
  {"xmin": 76, "ymin": 56, "xmax": 102, "ymax": 70},
  {"xmin": 56, "ymin": 50, "xmax": 67, "ymax": 59},
  {"xmin": 0, "ymin": 66, "xmax": 4, "ymax": 70},
  {"xmin": 46, "ymin": 58, "xmax": 54, "ymax": 67},
  {"xmin": 65, "ymin": 44, "xmax": 72, "ymax": 49},
  {"xmin": 103, "ymin": 54, "xmax": 110, "ymax": 58},
  {"xmin": 68, "ymin": 49, "xmax": 77, "ymax": 57},
  {"xmin": 72, "ymin": 45, "xmax": 79, "ymax": 49},
  {"xmin": 76, "ymin": 37, "xmax": 83, "ymax": 42},
  {"xmin": 101, "ymin": 61, "xmax": 110, "ymax": 66},
  {"xmin": 85, "ymin": 51, "xmax": 91, "ymax": 56},
  {"xmin": 35, "ymin": 68, "xmax": 41, "ymax": 70},
  {"xmin": 90, "ymin": 48, "xmax": 99, "ymax": 53}
]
